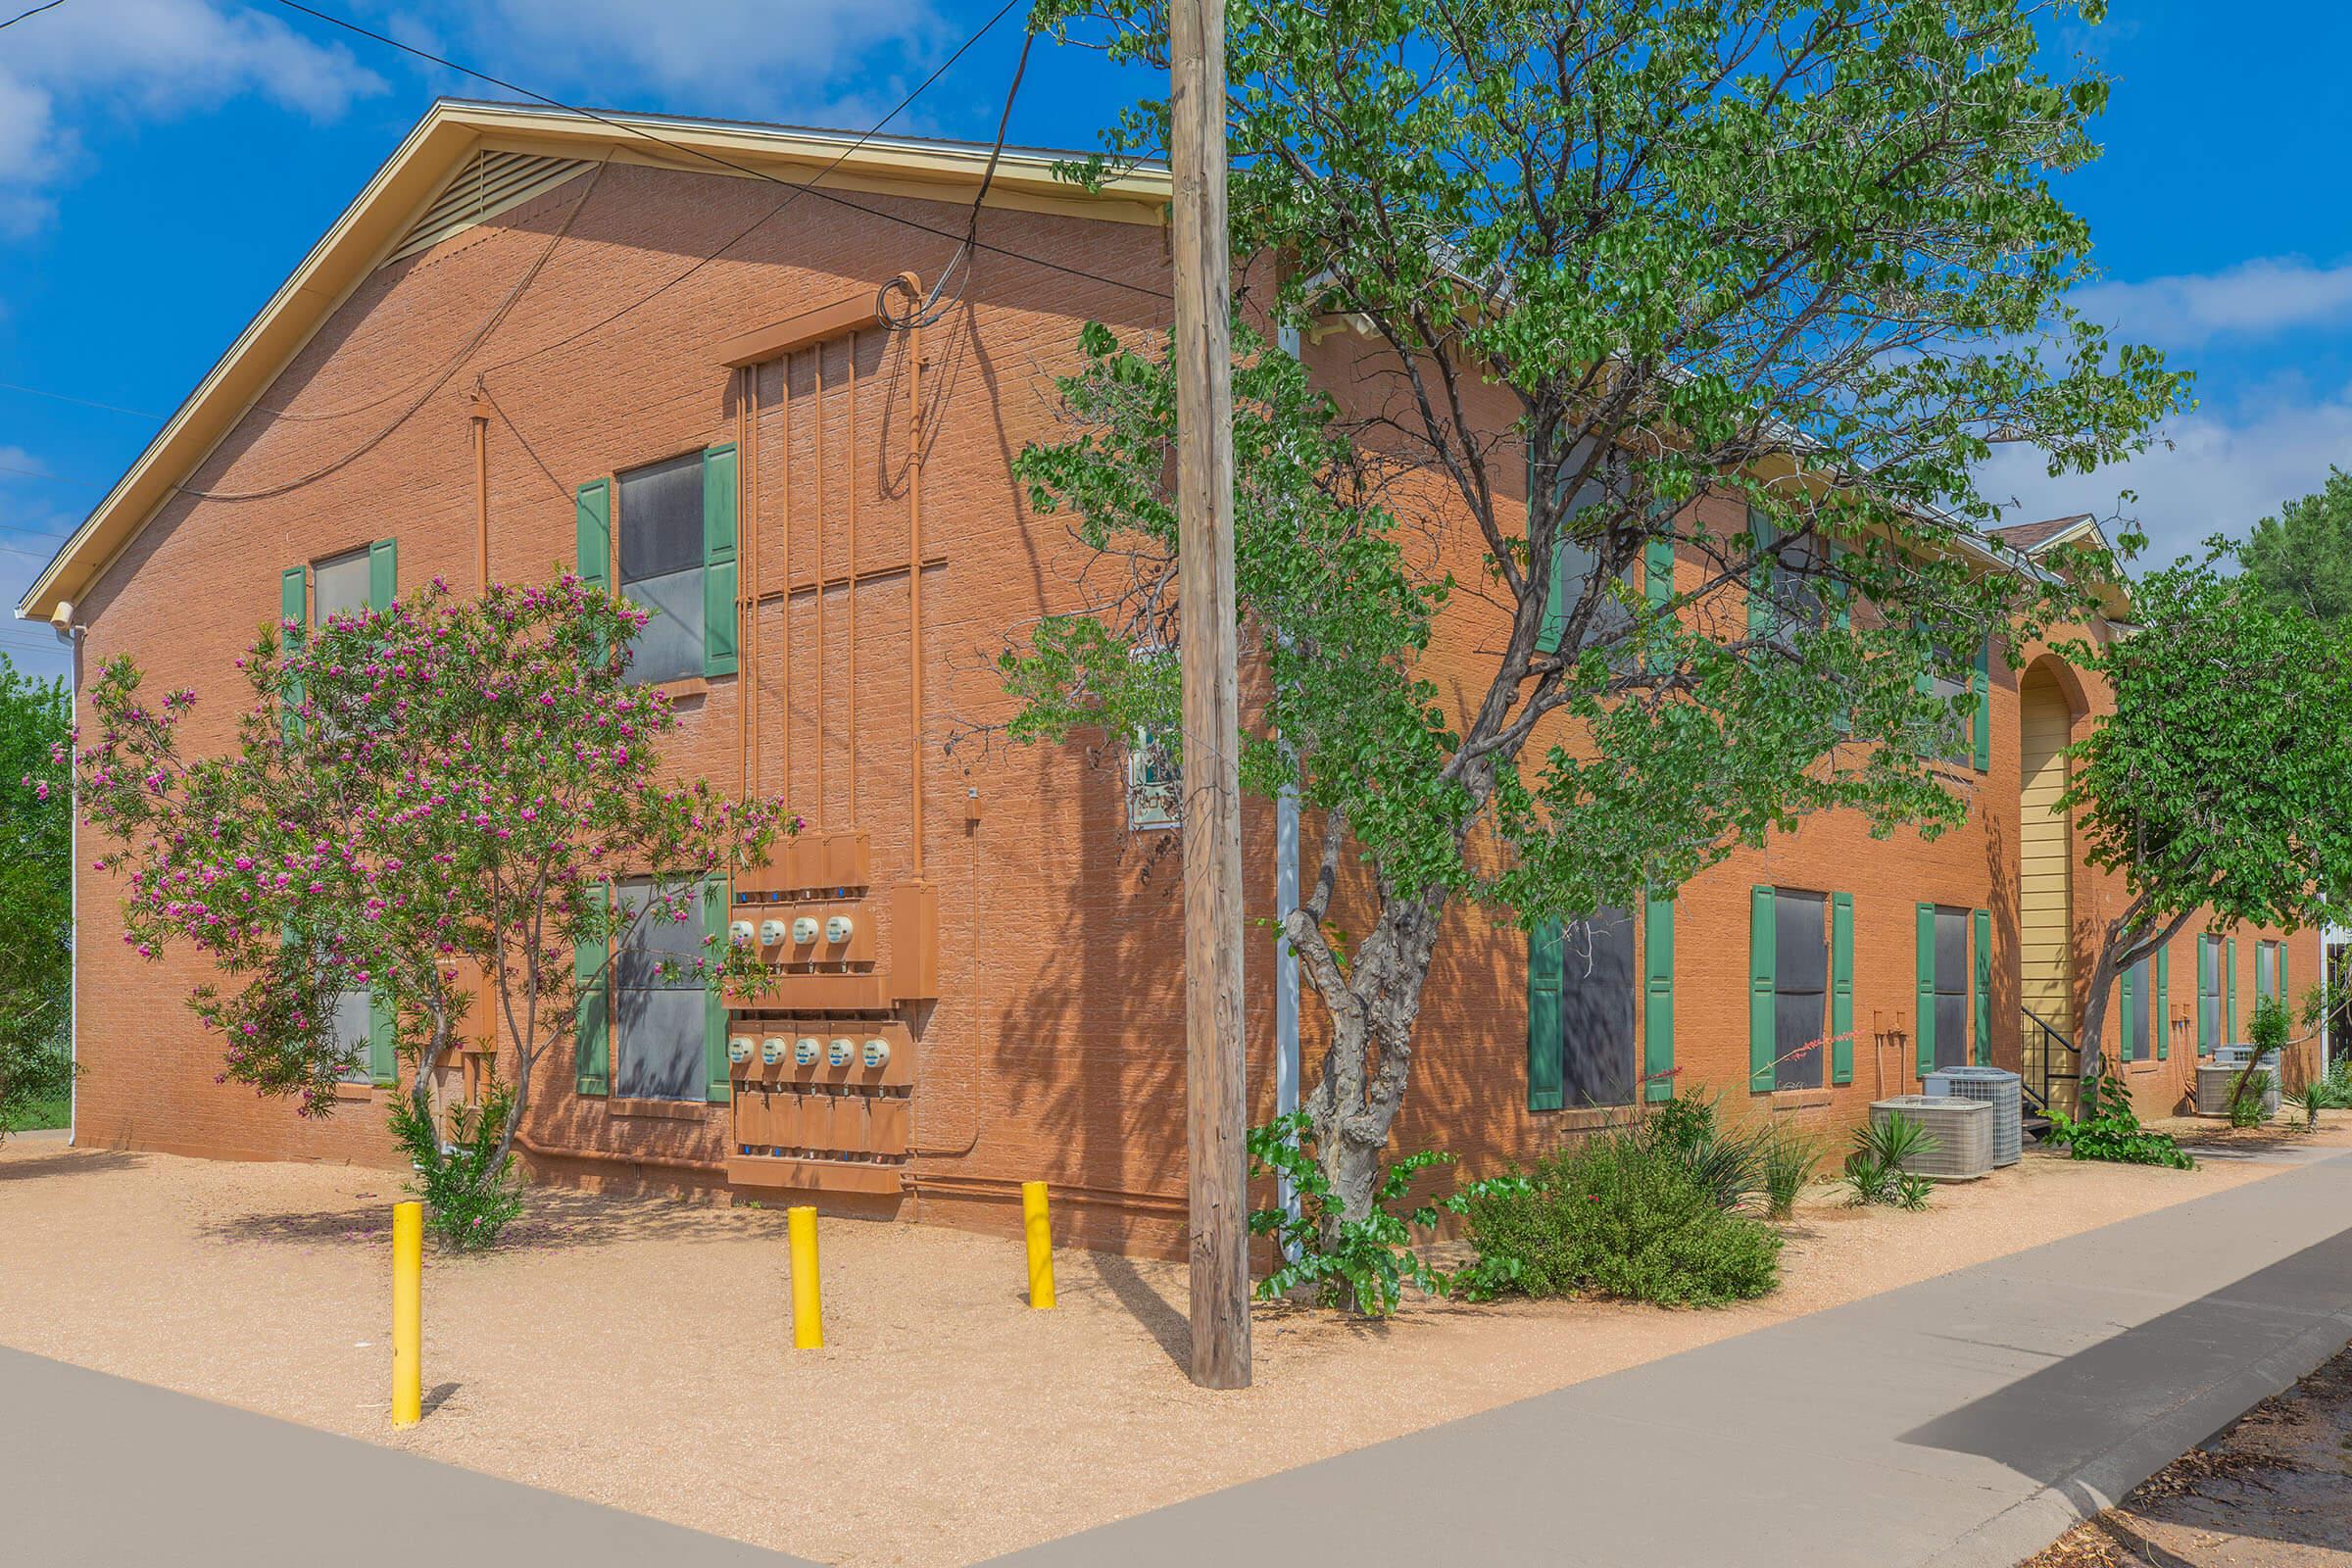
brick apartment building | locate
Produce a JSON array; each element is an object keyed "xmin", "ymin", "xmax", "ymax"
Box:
[{"xmin": 18, "ymin": 100, "xmax": 2318, "ymax": 1256}]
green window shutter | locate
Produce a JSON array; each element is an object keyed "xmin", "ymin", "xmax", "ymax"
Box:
[
  {"xmin": 702, "ymin": 444, "xmax": 740, "ymax": 677},
  {"xmin": 1830, "ymin": 893, "xmax": 1854, "ymax": 1085},
  {"xmin": 1536, "ymin": 536, "xmax": 1567, "ymax": 656},
  {"xmin": 368, "ymin": 537, "xmax": 397, "ymax": 612},
  {"xmin": 1914, "ymin": 903, "xmax": 1936, "ymax": 1079},
  {"xmin": 1972, "ymin": 638, "xmax": 1991, "ymax": 772},
  {"xmin": 2228, "ymin": 937, "xmax": 2239, "ymax": 1040},
  {"xmin": 279, "ymin": 565, "xmax": 306, "ymax": 742},
  {"xmin": 2119, "ymin": 960, "xmax": 2138, "ymax": 1064},
  {"xmin": 1748, "ymin": 887, "xmax": 1776, "ymax": 1094},
  {"xmin": 1644, "ymin": 539, "xmax": 1674, "ymax": 610},
  {"xmin": 2198, "ymin": 939, "xmax": 2216, "ymax": 1056},
  {"xmin": 368, "ymin": 989, "xmax": 396, "ymax": 1086},
  {"xmin": 1527, "ymin": 919, "xmax": 1564, "ymax": 1111},
  {"xmin": 2280, "ymin": 943, "xmax": 2289, "ymax": 1021},
  {"xmin": 1745, "ymin": 505, "xmax": 1776, "ymax": 652},
  {"xmin": 2156, "ymin": 943, "xmax": 2170, "ymax": 1060},
  {"xmin": 704, "ymin": 875, "xmax": 732, "ymax": 1102},
  {"xmin": 1642, "ymin": 537, "xmax": 1674, "ymax": 676},
  {"xmin": 574, "ymin": 883, "xmax": 610, "ymax": 1097},
  {"xmin": 1642, "ymin": 896, "xmax": 1674, "ymax": 1102},
  {"xmin": 575, "ymin": 479, "xmax": 612, "ymax": 592},
  {"xmin": 1973, "ymin": 908, "xmax": 1991, "ymax": 1067}
]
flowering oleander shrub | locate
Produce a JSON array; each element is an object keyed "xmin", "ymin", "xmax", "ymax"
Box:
[{"xmin": 74, "ymin": 573, "xmax": 796, "ymax": 1244}]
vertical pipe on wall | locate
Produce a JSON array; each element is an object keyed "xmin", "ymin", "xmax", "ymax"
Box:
[
  {"xmin": 737, "ymin": 366, "xmax": 753, "ymax": 801},
  {"xmin": 470, "ymin": 389, "xmax": 491, "ymax": 593},
  {"xmin": 814, "ymin": 346, "xmax": 827, "ymax": 825},
  {"xmin": 779, "ymin": 352, "xmax": 792, "ymax": 806},
  {"xmin": 907, "ymin": 320, "xmax": 925, "ymax": 878},
  {"xmin": 847, "ymin": 329, "xmax": 859, "ymax": 827}
]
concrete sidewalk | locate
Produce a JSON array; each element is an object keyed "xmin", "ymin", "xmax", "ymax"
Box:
[
  {"xmin": 7, "ymin": 1150, "xmax": 2348, "ymax": 1567},
  {"xmin": 996, "ymin": 1147, "xmax": 2352, "ymax": 1568},
  {"xmin": 0, "ymin": 1344, "xmax": 808, "ymax": 1567}
]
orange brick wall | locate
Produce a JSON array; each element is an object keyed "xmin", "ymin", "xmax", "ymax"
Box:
[{"xmin": 68, "ymin": 155, "xmax": 2318, "ymax": 1255}]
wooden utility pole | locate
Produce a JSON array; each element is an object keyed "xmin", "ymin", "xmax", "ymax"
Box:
[{"xmin": 1170, "ymin": 0, "xmax": 1250, "ymax": 1391}]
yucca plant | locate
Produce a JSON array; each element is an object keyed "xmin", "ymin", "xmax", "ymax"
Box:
[{"xmin": 1841, "ymin": 1111, "xmax": 1939, "ymax": 1209}]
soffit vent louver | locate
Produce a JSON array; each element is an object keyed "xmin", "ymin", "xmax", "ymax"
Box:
[{"xmin": 384, "ymin": 149, "xmax": 594, "ymax": 266}]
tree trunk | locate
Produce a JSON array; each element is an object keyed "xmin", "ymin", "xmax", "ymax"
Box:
[{"xmin": 1296, "ymin": 881, "xmax": 1452, "ymax": 1245}]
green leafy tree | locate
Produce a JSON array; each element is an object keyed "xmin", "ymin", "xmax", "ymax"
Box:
[
  {"xmin": 75, "ymin": 575, "xmax": 795, "ymax": 1240},
  {"xmin": 0, "ymin": 656, "xmax": 73, "ymax": 1139},
  {"xmin": 2242, "ymin": 467, "xmax": 2352, "ymax": 625},
  {"xmin": 2061, "ymin": 553, "xmax": 2352, "ymax": 1078},
  {"xmin": 1005, "ymin": 0, "xmax": 2183, "ymax": 1230}
]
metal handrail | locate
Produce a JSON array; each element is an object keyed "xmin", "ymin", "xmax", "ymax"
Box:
[{"xmin": 2019, "ymin": 1004, "xmax": 2082, "ymax": 1118}]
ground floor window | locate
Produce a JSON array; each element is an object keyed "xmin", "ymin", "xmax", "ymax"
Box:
[
  {"xmin": 2199, "ymin": 934, "xmax": 2224, "ymax": 1054},
  {"xmin": 1770, "ymin": 888, "xmax": 1829, "ymax": 1090},
  {"xmin": 1929, "ymin": 905, "xmax": 1970, "ymax": 1071},
  {"xmin": 612, "ymin": 878, "xmax": 708, "ymax": 1101},
  {"xmin": 329, "ymin": 988, "xmax": 373, "ymax": 1084},
  {"xmin": 2256, "ymin": 940, "xmax": 2282, "ymax": 1009},
  {"xmin": 1556, "ymin": 907, "xmax": 1637, "ymax": 1107},
  {"xmin": 2120, "ymin": 948, "xmax": 2152, "ymax": 1063}
]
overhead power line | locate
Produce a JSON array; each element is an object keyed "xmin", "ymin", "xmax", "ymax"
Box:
[
  {"xmin": 0, "ymin": 1, "xmax": 66, "ymax": 31},
  {"xmin": 0, "ymin": 382, "xmax": 164, "ymax": 421},
  {"xmin": 269, "ymin": 0, "xmax": 1169, "ymax": 305}
]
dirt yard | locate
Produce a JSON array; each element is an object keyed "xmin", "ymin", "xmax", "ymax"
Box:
[
  {"xmin": 2020, "ymin": 1332, "xmax": 2352, "ymax": 1567},
  {"xmin": 3, "ymin": 1120, "xmax": 2347, "ymax": 1567}
]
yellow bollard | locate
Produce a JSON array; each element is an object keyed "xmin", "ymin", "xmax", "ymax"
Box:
[
  {"xmin": 788, "ymin": 1205, "xmax": 823, "ymax": 1349},
  {"xmin": 391, "ymin": 1200, "xmax": 422, "ymax": 1428},
  {"xmin": 1022, "ymin": 1180, "xmax": 1055, "ymax": 1309}
]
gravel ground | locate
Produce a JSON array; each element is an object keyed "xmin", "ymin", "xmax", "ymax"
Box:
[
  {"xmin": 4, "ymin": 1120, "xmax": 2345, "ymax": 1568},
  {"xmin": 2019, "ymin": 1333, "xmax": 2352, "ymax": 1567}
]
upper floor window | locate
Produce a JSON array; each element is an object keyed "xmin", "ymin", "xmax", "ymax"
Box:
[
  {"xmin": 312, "ymin": 547, "xmax": 373, "ymax": 627},
  {"xmin": 616, "ymin": 454, "xmax": 710, "ymax": 687}
]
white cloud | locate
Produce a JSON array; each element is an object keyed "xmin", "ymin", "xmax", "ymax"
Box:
[
  {"xmin": 419, "ymin": 0, "xmax": 947, "ymax": 120},
  {"xmin": 0, "ymin": 0, "xmax": 384, "ymax": 229},
  {"xmin": 1977, "ymin": 389, "xmax": 2352, "ymax": 564},
  {"xmin": 2075, "ymin": 258, "xmax": 2352, "ymax": 349}
]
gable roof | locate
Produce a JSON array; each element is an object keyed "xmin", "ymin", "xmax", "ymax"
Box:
[
  {"xmin": 18, "ymin": 97, "xmax": 1170, "ymax": 625},
  {"xmin": 1990, "ymin": 514, "xmax": 2106, "ymax": 556}
]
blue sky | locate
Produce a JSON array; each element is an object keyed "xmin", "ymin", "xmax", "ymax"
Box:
[{"xmin": 4, "ymin": 0, "xmax": 2349, "ymax": 683}]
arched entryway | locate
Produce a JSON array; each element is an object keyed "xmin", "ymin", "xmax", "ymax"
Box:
[{"xmin": 2019, "ymin": 661, "xmax": 2080, "ymax": 1110}]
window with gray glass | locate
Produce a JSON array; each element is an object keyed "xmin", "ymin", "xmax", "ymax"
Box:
[
  {"xmin": 612, "ymin": 878, "xmax": 706, "ymax": 1101},
  {"xmin": 1556, "ymin": 906, "xmax": 1637, "ymax": 1107},
  {"xmin": 1932, "ymin": 905, "xmax": 1970, "ymax": 1070},
  {"xmin": 328, "ymin": 986, "xmax": 372, "ymax": 1084},
  {"xmin": 616, "ymin": 454, "xmax": 707, "ymax": 687},
  {"xmin": 1926, "ymin": 639, "xmax": 1972, "ymax": 761},
  {"xmin": 312, "ymin": 548, "xmax": 371, "ymax": 627},
  {"xmin": 1773, "ymin": 888, "xmax": 1828, "ymax": 1089},
  {"xmin": 2257, "ymin": 940, "xmax": 2280, "ymax": 1004},
  {"xmin": 1753, "ymin": 507, "xmax": 1828, "ymax": 657}
]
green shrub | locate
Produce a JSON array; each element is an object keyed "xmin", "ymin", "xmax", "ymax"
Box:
[
  {"xmin": 386, "ymin": 1079, "xmax": 526, "ymax": 1251},
  {"xmin": 1840, "ymin": 1112, "xmax": 1937, "ymax": 1208},
  {"xmin": 2283, "ymin": 1081, "xmax": 2338, "ymax": 1129},
  {"xmin": 1246, "ymin": 1110, "xmax": 1528, "ymax": 1316},
  {"xmin": 2045, "ymin": 1090, "xmax": 2195, "ymax": 1169},
  {"xmin": 1638, "ymin": 1088, "xmax": 1770, "ymax": 1212},
  {"xmin": 1759, "ymin": 1130, "xmax": 1824, "ymax": 1219},
  {"xmin": 2230, "ymin": 1067, "xmax": 2275, "ymax": 1128},
  {"xmin": 1461, "ymin": 1132, "xmax": 1782, "ymax": 1307}
]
